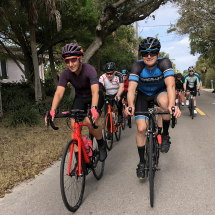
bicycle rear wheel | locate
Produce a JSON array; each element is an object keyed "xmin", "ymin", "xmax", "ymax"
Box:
[
  {"xmin": 149, "ymin": 133, "xmax": 154, "ymax": 207},
  {"xmin": 104, "ymin": 113, "xmax": 113, "ymax": 151},
  {"xmin": 115, "ymin": 115, "xmax": 121, "ymax": 141},
  {"xmin": 121, "ymin": 113, "xmax": 125, "ymax": 130},
  {"xmin": 60, "ymin": 140, "xmax": 86, "ymax": 212},
  {"xmin": 92, "ymin": 138, "xmax": 105, "ymax": 180}
]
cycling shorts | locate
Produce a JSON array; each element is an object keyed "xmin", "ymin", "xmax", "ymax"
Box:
[
  {"xmin": 135, "ymin": 89, "xmax": 167, "ymax": 121},
  {"xmin": 122, "ymin": 91, "xmax": 127, "ymax": 100},
  {"xmin": 186, "ymin": 86, "xmax": 197, "ymax": 97},
  {"xmin": 72, "ymin": 91, "xmax": 104, "ymax": 115}
]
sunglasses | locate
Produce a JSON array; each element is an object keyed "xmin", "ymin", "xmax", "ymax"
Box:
[
  {"xmin": 141, "ymin": 51, "xmax": 158, "ymax": 57},
  {"xmin": 123, "ymin": 74, "xmax": 127, "ymax": 77},
  {"xmin": 189, "ymin": 71, "xmax": 194, "ymax": 72},
  {"xmin": 65, "ymin": 57, "xmax": 80, "ymax": 64},
  {"xmin": 106, "ymin": 72, "xmax": 114, "ymax": 76}
]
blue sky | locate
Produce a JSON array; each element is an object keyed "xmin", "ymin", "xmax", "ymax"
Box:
[{"xmin": 136, "ymin": 2, "xmax": 199, "ymax": 73}]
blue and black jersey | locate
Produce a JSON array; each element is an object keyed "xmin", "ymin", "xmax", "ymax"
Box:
[{"xmin": 129, "ymin": 58, "xmax": 174, "ymax": 96}]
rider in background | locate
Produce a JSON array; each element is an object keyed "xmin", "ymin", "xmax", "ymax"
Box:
[
  {"xmin": 99, "ymin": 62, "xmax": 124, "ymax": 123},
  {"xmin": 125, "ymin": 37, "xmax": 181, "ymax": 179},
  {"xmin": 175, "ymin": 73, "xmax": 185, "ymax": 106},
  {"xmin": 183, "ymin": 66, "xmax": 200, "ymax": 115},
  {"xmin": 122, "ymin": 69, "xmax": 129, "ymax": 108},
  {"xmin": 46, "ymin": 43, "xmax": 107, "ymax": 162}
]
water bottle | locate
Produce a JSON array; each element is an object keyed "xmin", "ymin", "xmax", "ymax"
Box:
[
  {"xmin": 112, "ymin": 112, "xmax": 116, "ymax": 125},
  {"xmin": 82, "ymin": 137, "xmax": 92, "ymax": 157}
]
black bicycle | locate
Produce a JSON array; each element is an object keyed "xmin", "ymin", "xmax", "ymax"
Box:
[
  {"xmin": 134, "ymin": 106, "xmax": 175, "ymax": 207},
  {"xmin": 187, "ymin": 90, "xmax": 200, "ymax": 119},
  {"xmin": 122, "ymin": 97, "xmax": 132, "ymax": 129}
]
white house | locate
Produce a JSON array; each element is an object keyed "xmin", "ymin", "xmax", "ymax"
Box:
[{"xmin": 0, "ymin": 58, "xmax": 45, "ymax": 83}]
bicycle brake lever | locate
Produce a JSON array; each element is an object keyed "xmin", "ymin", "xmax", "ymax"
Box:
[{"xmin": 171, "ymin": 106, "xmax": 175, "ymax": 128}]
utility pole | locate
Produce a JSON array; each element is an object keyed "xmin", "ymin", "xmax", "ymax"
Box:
[{"xmin": 136, "ymin": 21, "xmax": 138, "ymax": 61}]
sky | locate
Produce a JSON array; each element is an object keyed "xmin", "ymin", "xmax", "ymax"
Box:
[{"xmin": 136, "ymin": 2, "xmax": 199, "ymax": 73}]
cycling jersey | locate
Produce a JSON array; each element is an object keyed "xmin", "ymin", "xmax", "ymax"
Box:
[
  {"xmin": 99, "ymin": 71, "xmax": 124, "ymax": 95},
  {"xmin": 129, "ymin": 58, "xmax": 174, "ymax": 96},
  {"xmin": 175, "ymin": 79, "xmax": 184, "ymax": 89},
  {"xmin": 58, "ymin": 63, "xmax": 99, "ymax": 98},
  {"xmin": 184, "ymin": 73, "xmax": 200, "ymax": 83},
  {"xmin": 124, "ymin": 78, "xmax": 129, "ymax": 92},
  {"xmin": 184, "ymin": 75, "xmax": 199, "ymax": 88}
]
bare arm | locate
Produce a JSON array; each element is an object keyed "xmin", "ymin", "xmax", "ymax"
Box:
[
  {"xmin": 126, "ymin": 81, "xmax": 138, "ymax": 115},
  {"xmin": 51, "ymin": 86, "xmax": 65, "ymax": 110},
  {"xmin": 164, "ymin": 76, "xmax": 176, "ymax": 111},
  {"xmin": 116, "ymin": 83, "xmax": 124, "ymax": 99},
  {"xmin": 91, "ymin": 84, "xmax": 99, "ymax": 107}
]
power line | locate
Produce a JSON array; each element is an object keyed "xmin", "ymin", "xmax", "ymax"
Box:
[{"xmin": 138, "ymin": 24, "xmax": 171, "ymax": 27}]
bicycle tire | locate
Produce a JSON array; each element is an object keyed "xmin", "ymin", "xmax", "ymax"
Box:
[
  {"xmin": 149, "ymin": 133, "xmax": 154, "ymax": 207},
  {"xmin": 104, "ymin": 113, "xmax": 113, "ymax": 151},
  {"xmin": 178, "ymin": 94, "xmax": 181, "ymax": 110},
  {"xmin": 191, "ymin": 98, "xmax": 194, "ymax": 119},
  {"xmin": 92, "ymin": 138, "xmax": 105, "ymax": 180},
  {"xmin": 60, "ymin": 139, "xmax": 86, "ymax": 212},
  {"xmin": 122, "ymin": 113, "xmax": 125, "ymax": 130},
  {"xmin": 115, "ymin": 116, "xmax": 121, "ymax": 141}
]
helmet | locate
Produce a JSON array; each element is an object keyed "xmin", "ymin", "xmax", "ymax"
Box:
[
  {"xmin": 139, "ymin": 37, "xmax": 161, "ymax": 53},
  {"xmin": 176, "ymin": 73, "xmax": 182, "ymax": 78},
  {"xmin": 122, "ymin": 69, "xmax": 128, "ymax": 75},
  {"xmin": 188, "ymin": 66, "xmax": 195, "ymax": 72},
  {"xmin": 104, "ymin": 62, "xmax": 116, "ymax": 72},
  {"xmin": 62, "ymin": 43, "xmax": 83, "ymax": 58}
]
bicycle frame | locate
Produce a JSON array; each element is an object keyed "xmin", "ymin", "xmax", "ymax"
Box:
[
  {"xmin": 68, "ymin": 121, "xmax": 91, "ymax": 177},
  {"xmin": 106, "ymin": 104, "xmax": 119, "ymax": 133}
]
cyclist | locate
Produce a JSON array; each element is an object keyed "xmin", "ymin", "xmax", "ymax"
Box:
[
  {"xmin": 175, "ymin": 73, "xmax": 185, "ymax": 106},
  {"xmin": 99, "ymin": 62, "xmax": 124, "ymax": 123},
  {"xmin": 183, "ymin": 66, "xmax": 200, "ymax": 114},
  {"xmin": 122, "ymin": 70, "xmax": 129, "ymax": 109},
  {"xmin": 45, "ymin": 43, "xmax": 107, "ymax": 162},
  {"xmin": 125, "ymin": 37, "xmax": 181, "ymax": 179}
]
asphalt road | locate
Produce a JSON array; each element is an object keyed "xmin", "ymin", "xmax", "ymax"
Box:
[{"xmin": 1, "ymin": 90, "xmax": 215, "ymax": 215}]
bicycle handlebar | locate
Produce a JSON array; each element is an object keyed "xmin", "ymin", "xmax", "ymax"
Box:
[{"xmin": 46, "ymin": 109, "xmax": 98, "ymax": 130}]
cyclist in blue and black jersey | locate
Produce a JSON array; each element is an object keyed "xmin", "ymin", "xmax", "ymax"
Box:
[
  {"xmin": 183, "ymin": 66, "xmax": 200, "ymax": 114},
  {"xmin": 175, "ymin": 73, "xmax": 185, "ymax": 106},
  {"xmin": 125, "ymin": 37, "xmax": 181, "ymax": 179}
]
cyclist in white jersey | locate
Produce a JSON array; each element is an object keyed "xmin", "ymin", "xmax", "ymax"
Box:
[{"xmin": 99, "ymin": 62, "xmax": 124, "ymax": 123}]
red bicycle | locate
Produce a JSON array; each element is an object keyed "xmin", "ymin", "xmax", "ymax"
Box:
[{"xmin": 46, "ymin": 109, "xmax": 105, "ymax": 212}]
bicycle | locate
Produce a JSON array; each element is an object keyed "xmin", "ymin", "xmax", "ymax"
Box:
[
  {"xmin": 103, "ymin": 97, "xmax": 122, "ymax": 151},
  {"xmin": 187, "ymin": 90, "xmax": 200, "ymax": 119},
  {"xmin": 46, "ymin": 108, "xmax": 105, "ymax": 212},
  {"xmin": 134, "ymin": 105, "xmax": 175, "ymax": 207},
  {"xmin": 122, "ymin": 97, "xmax": 132, "ymax": 129},
  {"xmin": 175, "ymin": 88, "xmax": 183, "ymax": 110}
]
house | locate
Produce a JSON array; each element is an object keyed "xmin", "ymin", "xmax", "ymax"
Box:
[{"xmin": 0, "ymin": 58, "xmax": 45, "ymax": 83}]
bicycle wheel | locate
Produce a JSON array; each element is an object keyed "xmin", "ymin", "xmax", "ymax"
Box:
[
  {"xmin": 149, "ymin": 133, "xmax": 154, "ymax": 207},
  {"xmin": 92, "ymin": 138, "xmax": 105, "ymax": 180},
  {"xmin": 60, "ymin": 139, "xmax": 86, "ymax": 212},
  {"xmin": 191, "ymin": 99, "xmax": 194, "ymax": 119},
  {"xmin": 121, "ymin": 113, "xmax": 125, "ymax": 130},
  {"xmin": 178, "ymin": 94, "xmax": 181, "ymax": 110},
  {"xmin": 115, "ymin": 115, "xmax": 121, "ymax": 141},
  {"xmin": 104, "ymin": 113, "xmax": 113, "ymax": 151}
]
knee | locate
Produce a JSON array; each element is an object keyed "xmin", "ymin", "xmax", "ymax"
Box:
[
  {"xmin": 159, "ymin": 99, "xmax": 169, "ymax": 110},
  {"xmin": 137, "ymin": 125, "xmax": 146, "ymax": 135}
]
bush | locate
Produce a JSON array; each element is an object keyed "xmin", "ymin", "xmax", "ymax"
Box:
[{"xmin": 5, "ymin": 106, "xmax": 41, "ymax": 128}]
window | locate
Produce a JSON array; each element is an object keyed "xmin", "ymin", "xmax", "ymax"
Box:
[{"xmin": 1, "ymin": 60, "xmax": 7, "ymax": 79}]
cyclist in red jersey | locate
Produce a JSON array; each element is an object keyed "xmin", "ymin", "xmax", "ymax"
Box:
[
  {"xmin": 122, "ymin": 70, "xmax": 129, "ymax": 107},
  {"xmin": 45, "ymin": 43, "xmax": 107, "ymax": 162}
]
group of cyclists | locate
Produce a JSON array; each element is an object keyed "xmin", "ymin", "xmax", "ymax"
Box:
[{"xmin": 45, "ymin": 36, "xmax": 201, "ymax": 180}]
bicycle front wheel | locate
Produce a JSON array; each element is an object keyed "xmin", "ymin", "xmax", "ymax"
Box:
[
  {"xmin": 191, "ymin": 99, "xmax": 194, "ymax": 119},
  {"xmin": 104, "ymin": 113, "xmax": 113, "ymax": 151},
  {"xmin": 60, "ymin": 140, "xmax": 86, "ymax": 212},
  {"xmin": 149, "ymin": 133, "xmax": 154, "ymax": 207},
  {"xmin": 115, "ymin": 115, "xmax": 121, "ymax": 141},
  {"xmin": 92, "ymin": 138, "xmax": 105, "ymax": 180}
]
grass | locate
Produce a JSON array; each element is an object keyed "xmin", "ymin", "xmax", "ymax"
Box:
[{"xmin": 0, "ymin": 115, "xmax": 104, "ymax": 198}]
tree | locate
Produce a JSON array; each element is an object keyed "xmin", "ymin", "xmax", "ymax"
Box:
[{"xmin": 83, "ymin": 0, "xmax": 172, "ymax": 63}]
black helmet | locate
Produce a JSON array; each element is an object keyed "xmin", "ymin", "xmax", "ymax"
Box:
[
  {"xmin": 122, "ymin": 69, "xmax": 128, "ymax": 75},
  {"xmin": 176, "ymin": 73, "xmax": 182, "ymax": 78},
  {"xmin": 104, "ymin": 62, "xmax": 116, "ymax": 72},
  {"xmin": 62, "ymin": 43, "xmax": 83, "ymax": 58},
  {"xmin": 139, "ymin": 37, "xmax": 161, "ymax": 53},
  {"xmin": 188, "ymin": 66, "xmax": 195, "ymax": 72}
]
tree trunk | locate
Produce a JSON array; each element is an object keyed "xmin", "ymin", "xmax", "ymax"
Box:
[
  {"xmin": 83, "ymin": 36, "xmax": 103, "ymax": 63},
  {"xmin": 96, "ymin": 55, "xmax": 101, "ymax": 75},
  {"xmin": 49, "ymin": 46, "xmax": 58, "ymax": 88},
  {"xmin": 0, "ymin": 81, "xmax": 3, "ymax": 118},
  {"xmin": 29, "ymin": 23, "xmax": 42, "ymax": 103}
]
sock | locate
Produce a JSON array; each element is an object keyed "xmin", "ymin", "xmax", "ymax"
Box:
[
  {"xmin": 158, "ymin": 127, "xmax": 162, "ymax": 135},
  {"xmin": 138, "ymin": 146, "xmax": 145, "ymax": 164},
  {"xmin": 97, "ymin": 138, "xmax": 104, "ymax": 147},
  {"xmin": 162, "ymin": 119, "xmax": 170, "ymax": 136}
]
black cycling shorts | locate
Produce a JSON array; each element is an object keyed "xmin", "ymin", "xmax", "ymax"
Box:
[
  {"xmin": 186, "ymin": 86, "xmax": 197, "ymax": 96},
  {"xmin": 72, "ymin": 91, "xmax": 104, "ymax": 114},
  {"xmin": 122, "ymin": 91, "xmax": 127, "ymax": 100},
  {"xmin": 135, "ymin": 89, "xmax": 167, "ymax": 121}
]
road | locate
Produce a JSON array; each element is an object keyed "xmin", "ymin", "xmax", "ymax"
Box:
[{"xmin": 1, "ymin": 90, "xmax": 215, "ymax": 215}]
